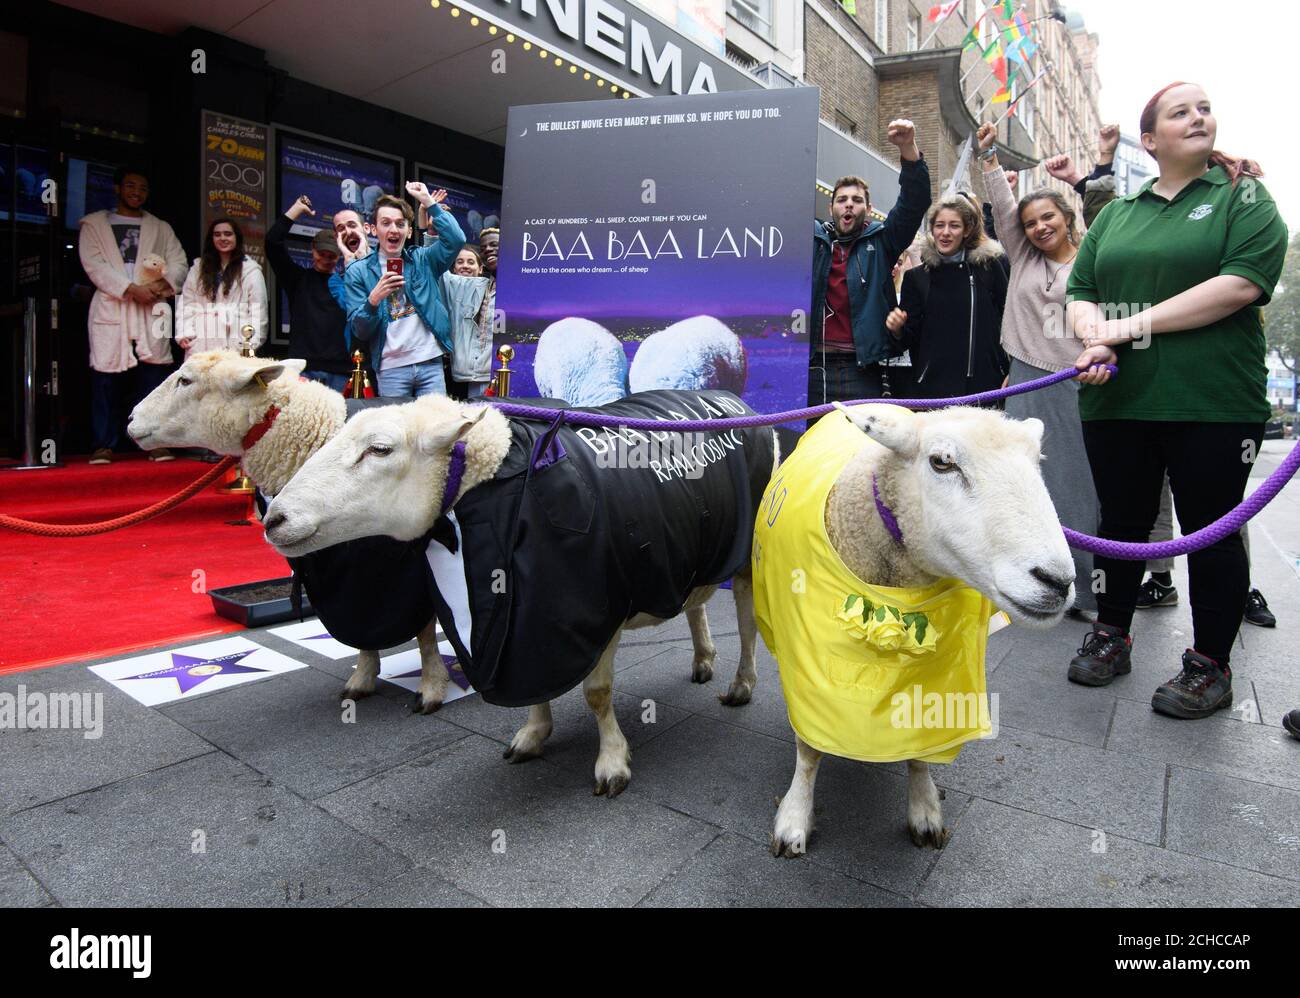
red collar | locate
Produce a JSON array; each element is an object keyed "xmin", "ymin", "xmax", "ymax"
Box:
[{"xmin": 241, "ymin": 405, "xmax": 281, "ymax": 452}]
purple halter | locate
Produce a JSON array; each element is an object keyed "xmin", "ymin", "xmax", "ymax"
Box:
[
  {"xmin": 872, "ymin": 472, "xmax": 904, "ymax": 546},
  {"xmin": 440, "ymin": 440, "xmax": 467, "ymax": 516}
]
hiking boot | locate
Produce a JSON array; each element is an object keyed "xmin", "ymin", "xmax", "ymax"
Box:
[
  {"xmin": 1135, "ymin": 578, "xmax": 1178, "ymax": 609},
  {"xmin": 1244, "ymin": 589, "xmax": 1276, "ymax": 628},
  {"xmin": 148, "ymin": 448, "xmax": 175, "ymax": 462},
  {"xmin": 1152, "ymin": 650, "xmax": 1232, "ymax": 719},
  {"xmin": 1283, "ymin": 709, "xmax": 1300, "ymax": 740},
  {"xmin": 1068, "ymin": 622, "xmax": 1132, "ymax": 687},
  {"xmin": 89, "ymin": 448, "xmax": 112, "ymax": 465}
]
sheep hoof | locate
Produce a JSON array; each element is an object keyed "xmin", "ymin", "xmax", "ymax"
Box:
[
  {"xmin": 718, "ymin": 680, "xmax": 753, "ymax": 707},
  {"xmin": 503, "ymin": 743, "xmax": 543, "ymax": 763},
  {"xmin": 410, "ymin": 694, "xmax": 442, "ymax": 715},
  {"xmin": 691, "ymin": 661, "xmax": 714, "ymax": 684},
  {"xmin": 769, "ymin": 832, "xmax": 808, "ymax": 859},
  {"xmin": 594, "ymin": 773, "xmax": 629, "ymax": 798},
  {"xmin": 340, "ymin": 686, "xmax": 373, "ymax": 702},
  {"xmin": 908, "ymin": 823, "xmax": 951, "ymax": 850}
]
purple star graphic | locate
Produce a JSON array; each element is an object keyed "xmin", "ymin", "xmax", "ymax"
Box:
[
  {"xmin": 122, "ymin": 649, "xmax": 268, "ymax": 695},
  {"xmin": 393, "ymin": 654, "xmax": 471, "ymax": 691}
]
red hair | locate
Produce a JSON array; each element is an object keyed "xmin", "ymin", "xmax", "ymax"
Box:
[{"xmin": 1140, "ymin": 82, "xmax": 1262, "ymax": 186}]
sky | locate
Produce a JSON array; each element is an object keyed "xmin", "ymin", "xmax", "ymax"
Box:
[{"xmin": 1077, "ymin": 0, "xmax": 1298, "ymax": 233}]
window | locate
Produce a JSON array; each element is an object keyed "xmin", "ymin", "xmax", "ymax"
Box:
[
  {"xmin": 907, "ymin": 8, "xmax": 922, "ymax": 50},
  {"xmin": 728, "ymin": 0, "xmax": 774, "ymax": 42},
  {"xmin": 834, "ymin": 110, "xmax": 858, "ymax": 136},
  {"xmin": 1021, "ymin": 95, "xmax": 1035, "ymax": 138},
  {"xmin": 876, "ymin": 0, "xmax": 888, "ymax": 49}
]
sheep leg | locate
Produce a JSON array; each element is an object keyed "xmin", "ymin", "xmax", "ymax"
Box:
[
  {"xmin": 586, "ymin": 630, "xmax": 632, "ymax": 798},
  {"xmin": 685, "ymin": 605, "xmax": 716, "ymax": 683},
  {"xmin": 907, "ymin": 759, "xmax": 950, "ymax": 849},
  {"xmin": 411, "ymin": 618, "xmax": 450, "ymax": 715},
  {"xmin": 504, "ymin": 702, "xmax": 553, "ymax": 763},
  {"xmin": 772, "ymin": 734, "xmax": 822, "ymax": 858},
  {"xmin": 341, "ymin": 649, "xmax": 380, "ymax": 701},
  {"xmin": 719, "ymin": 571, "xmax": 758, "ymax": 706}
]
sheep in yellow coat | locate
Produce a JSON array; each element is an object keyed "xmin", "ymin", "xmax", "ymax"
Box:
[{"xmin": 754, "ymin": 402, "xmax": 1074, "ymax": 855}]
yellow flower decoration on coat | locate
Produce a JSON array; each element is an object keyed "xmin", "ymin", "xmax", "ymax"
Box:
[
  {"xmin": 865, "ymin": 614, "xmax": 907, "ymax": 651},
  {"xmin": 836, "ymin": 595, "xmax": 940, "ymax": 655}
]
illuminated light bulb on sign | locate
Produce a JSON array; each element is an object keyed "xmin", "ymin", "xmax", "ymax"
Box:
[{"xmin": 470, "ymin": 16, "xmax": 478, "ymax": 25}]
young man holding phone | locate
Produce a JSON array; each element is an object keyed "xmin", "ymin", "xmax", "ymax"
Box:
[{"xmin": 343, "ymin": 182, "xmax": 464, "ymax": 397}]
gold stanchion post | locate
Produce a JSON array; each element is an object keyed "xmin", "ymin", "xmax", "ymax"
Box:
[{"xmin": 222, "ymin": 326, "xmax": 258, "ymax": 496}]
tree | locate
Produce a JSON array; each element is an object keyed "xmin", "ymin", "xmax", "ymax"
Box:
[{"xmin": 1265, "ymin": 230, "xmax": 1300, "ymax": 374}]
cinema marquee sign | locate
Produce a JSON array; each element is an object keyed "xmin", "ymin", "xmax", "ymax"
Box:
[{"xmin": 488, "ymin": 0, "xmax": 753, "ymax": 96}]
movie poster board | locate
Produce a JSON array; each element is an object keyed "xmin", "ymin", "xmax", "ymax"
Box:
[
  {"xmin": 496, "ymin": 87, "xmax": 819, "ymax": 425},
  {"xmin": 201, "ymin": 111, "xmax": 269, "ymax": 267}
]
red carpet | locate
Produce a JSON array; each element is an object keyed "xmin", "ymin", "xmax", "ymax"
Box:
[{"xmin": 0, "ymin": 454, "xmax": 292, "ymax": 673}]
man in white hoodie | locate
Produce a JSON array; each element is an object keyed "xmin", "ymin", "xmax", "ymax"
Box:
[{"xmin": 78, "ymin": 165, "xmax": 188, "ymax": 463}]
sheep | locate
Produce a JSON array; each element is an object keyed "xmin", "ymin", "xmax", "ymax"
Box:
[
  {"xmin": 754, "ymin": 402, "xmax": 1075, "ymax": 856},
  {"xmin": 628, "ymin": 315, "xmax": 747, "ymax": 395},
  {"xmin": 262, "ymin": 389, "xmax": 780, "ymax": 797},
  {"xmin": 532, "ymin": 317, "xmax": 629, "ymax": 406},
  {"xmin": 126, "ymin": 351, "xmax": 451, "ymax": 713}
]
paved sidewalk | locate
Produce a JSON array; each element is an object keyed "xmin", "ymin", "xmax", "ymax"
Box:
[{"xmin": 2, "ymin": 441, "xmax": 1297, "ymax": 907}]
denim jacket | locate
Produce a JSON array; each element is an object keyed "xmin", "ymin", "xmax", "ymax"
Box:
[{"xmin": 343, "ymin": 205, "xmax": 466, "ymax": 372}]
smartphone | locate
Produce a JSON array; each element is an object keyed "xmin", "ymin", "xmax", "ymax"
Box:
[{"xmin": 386, "ymin": 258, "xmax": 404, "ymax": 276}]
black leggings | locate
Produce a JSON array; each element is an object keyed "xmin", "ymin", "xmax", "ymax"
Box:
[{"xmin": 1082, "ymin": 419, "xmax": 1263, "ymax": 665}]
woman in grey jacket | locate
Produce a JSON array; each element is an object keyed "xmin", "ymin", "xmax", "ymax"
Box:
[{"xmin": 442, "ymin": 245, "xmax": 493, "ymax": 398}]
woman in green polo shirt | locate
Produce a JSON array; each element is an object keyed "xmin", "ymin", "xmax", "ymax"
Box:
[{"xmin": 1066, "ymin": 82, "xmax": 1288, "ymax": 719}]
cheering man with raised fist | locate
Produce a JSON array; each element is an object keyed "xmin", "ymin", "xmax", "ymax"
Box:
[{"xmin": 809, "ymin": 118, "xmax": 931, "ymax": 409}]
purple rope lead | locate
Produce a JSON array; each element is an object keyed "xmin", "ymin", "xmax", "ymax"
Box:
[
  {"xmin": 485, "ymin": 364, "xmax": 1097, "ymax": 431},
  {"xmin": 484, "ymin": 365, "xmax": 1300, "ymax": 560},
  {"xmin": 1064, "ymin": 439, "xmax": 1300, "ymax": 559}
]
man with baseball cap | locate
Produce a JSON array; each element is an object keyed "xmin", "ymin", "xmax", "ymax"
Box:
[{"xmin": 266, "ymin": 195, "xmax": 353, "ymax": 390}]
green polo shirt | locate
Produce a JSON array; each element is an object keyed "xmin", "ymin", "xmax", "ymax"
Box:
[{"xmin": 1068, "ymin": 165, "xmax": 1287, "ymax": 423}]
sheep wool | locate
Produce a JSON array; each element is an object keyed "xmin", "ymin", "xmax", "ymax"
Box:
[
  {"xmin": 753, "ymin": 410, "xmax": 997, "ymax": 764},
  {"xmin": 428, "ymin": 389, "xmax": 776, "ymax": 707}
]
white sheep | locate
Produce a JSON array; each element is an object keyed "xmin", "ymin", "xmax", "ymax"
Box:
[
  {"xmin": 127, "ymin": 351, "xmax": 450, "ymax": 712},
  {"xmin": 262, "ymin": 391, "xmax": 780, "ymax": 797},
  {"xmin": 532, "ymin": 317, "xmax": 629, "ymax": 406},
  {"xmin": 628, "ymin": 315, "xmax": 747, "ymax": 395},
  {"xmin": 756, "ymin": 402, "xmax": 1074, "ymax": 856}
]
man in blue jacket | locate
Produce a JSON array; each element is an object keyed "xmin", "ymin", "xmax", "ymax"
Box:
[
  {"xmin": 345, "ymin": 182, "xmax": 465, "ymax": 397},
  {"xmin": 809, "ymin": 118, "xmax": 931, "ymax": 407}
]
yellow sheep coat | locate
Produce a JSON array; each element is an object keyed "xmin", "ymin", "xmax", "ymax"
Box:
[{"xmin": 753, "ymin": 411, "xmax": 997, "ymax": 764}]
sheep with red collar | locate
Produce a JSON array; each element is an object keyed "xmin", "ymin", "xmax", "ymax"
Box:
[{"xmin": 128, "ymin": 351, "xmax": 452, "ymax": 712}]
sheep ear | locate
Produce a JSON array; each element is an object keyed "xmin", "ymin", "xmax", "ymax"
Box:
[
  {"xmin": 417, "ymin": 407, "xmax": 488, "ymax": 456},
  {"xmin": 832, "ymin": 402, "xmax": 919, "ymax": 457},
  {"xmin": 281, "ymin": 358, "xmax": 307, "ymax": 378},
  {"xmin": 222, "ymin": 361, "xmax": 288, "ymax": 395},
  {"xmin": 1020, "ymin": 417, "xmax": 1045, "ymax": 448}
]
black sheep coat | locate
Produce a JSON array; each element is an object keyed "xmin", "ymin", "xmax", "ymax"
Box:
[{"xmin": 428, "ymin": 389, "xmax": 776, "ymax": 707}]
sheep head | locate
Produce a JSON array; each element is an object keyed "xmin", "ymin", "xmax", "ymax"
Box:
[
  {"xmin": 835, "ymin": 402, "xmax": 1075, "ymax": 628},
  {"xmin": 263, "ymin": 394, "xmax": 491, "ymax": 557},
  {"xmin": 128, "ymin": 350, "xmax": 307, "ymax": 454}
]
